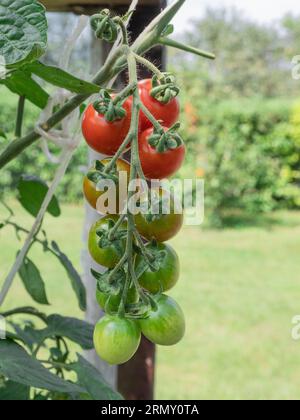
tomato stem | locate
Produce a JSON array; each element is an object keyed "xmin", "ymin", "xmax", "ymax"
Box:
[
  {"xmin": 132, "ymin": 52, "xmax": 163, "ymax": 79},
  {"xmin": 15, "ymin": 95, "xmax": 25, "ymax": 138}
]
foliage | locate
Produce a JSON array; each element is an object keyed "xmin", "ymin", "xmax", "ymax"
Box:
[
  {"xmin": 171, "ymin": 7, "xmax": 300, "ymax": 99},
  {"xmin": 181, "ymin": 96, "xmax": 300, "ymax": 225}
]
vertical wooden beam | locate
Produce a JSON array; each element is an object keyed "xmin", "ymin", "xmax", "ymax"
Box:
[{"xmin": 114, "ymin": 0, "xmax": 167, "ymax": 401}]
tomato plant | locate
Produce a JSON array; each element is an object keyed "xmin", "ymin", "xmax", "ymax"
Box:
[
  {"xmin": 138, "ymin": 127, "xmax": 186, "ymax": 180},
  {"xmin": 139, "ymin": 295, "xmax": 185, "ymax": 346},
  {"xmin": 94, "ymin": 315, "xmax": 141, "ymax": 365},
  {"xmin": 136, "ymin": 242, "xmax": 180, "ymax": 293}
]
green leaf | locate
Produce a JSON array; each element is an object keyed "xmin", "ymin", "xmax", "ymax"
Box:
[
  {"xmin": 18, "ymin": 175, "xmax": 61, "ymax": 218},
  {"xmin": 10, "ymin": 323, "xmax": 41, "ymax": 350},
  {"xmin": 25, "ymin": 62, "xmax": 101, "ymax": 95},
  {"xmin": 10, "ymin": 315, "xmax": 93, "ymax": 350},
  {"xmin": 0, "ymin": 381, "xmax": 30, "ymax": 401},
  {"xmin": 51, "ymin": 241, "xmax": 86, "ymax": 311},
  {"xmin": 45, "ymin": 315, "xmax": 93, "ymax": 350},
  {"xmin": 2, "ymin": 71, "xmax": 49, "ymax": 108},
  {"xmin": 19, "ymin": 257, "xmax": 49, "ymax": 305},
  {"xmin": 0, "ymin": 0, "xmax": 47, "ymax": 67},
  {"xmin": 0, "ymin": 339, "xmax": 83, "ymax": 394},
  {"xmin": 72, "ymin": 355, "xmax": 123, "ymax": 401}
]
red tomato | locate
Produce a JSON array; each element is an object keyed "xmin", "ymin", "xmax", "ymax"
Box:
[
  {"xmin": 82, "ymin": 100, "xmax": 131, "ymax": 156},
  {"xmin": 138, "ymin": 128, "xmax": 186, "ymax": 180},
  {"xmin": 138, "ymin": 79, "xmax": 180, "ymax": 131}
]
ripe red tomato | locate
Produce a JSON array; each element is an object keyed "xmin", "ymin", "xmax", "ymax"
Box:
[
  {"xmin": 83, "ymin": 158, "xmax": 130, "ymax": 213},
  {"xmin": 82, "ymin": 101, "xmax": 131, "ymax": 155},
  {"xmin": 139, "ymin": 127, "xmax": 186, "ymax": 179},
  {"xmin": 139, "ymin": 294, "xmax": 185, "ymax": 346},
  {"xmin": 138, "ymin": 79, "xmax": 180, "ymax": 131},
  {"xmin": 134, "ymin": 190, "xmax": 183, "ymax": 242},
  {"xmin": 94, "ymin": 315, "xmax": 141, "ymax": 365}
]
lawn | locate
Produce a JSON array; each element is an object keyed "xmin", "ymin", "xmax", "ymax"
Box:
[{"xmin": 1, "ymin": 203, "xmax": 300, "ymax": 400}]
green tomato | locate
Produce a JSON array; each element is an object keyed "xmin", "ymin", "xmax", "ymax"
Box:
[
  {"xmin": 94, "ymin": 315, "xmax": 141, "ymax": 365},
  {"xmin": 140, "ymin": 294, "xmax": 185, "ymax": 346},
  {"xmin": 137, "ymin": 242, "xmax": 180, "ymax": 293},
  {"xmin": 88, "ymin": 215, "xmax": 126, "ymax": 268},
  {"xmin": 96, "ymin": 286, "xmax": 139, "ymax": 311}
]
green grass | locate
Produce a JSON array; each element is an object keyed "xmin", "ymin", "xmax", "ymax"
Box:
[{"xmin": 1, "ymin": 203, "xmax": 300, "ymax": 400}]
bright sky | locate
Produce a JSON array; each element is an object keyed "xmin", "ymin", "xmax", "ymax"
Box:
[{"xmin": 171, "ymin": 0, "xmax": 300, "ymax": 33}]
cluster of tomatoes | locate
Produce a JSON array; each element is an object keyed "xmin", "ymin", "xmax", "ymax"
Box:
[{"xmin": 82, "ymin": 79, "xmax": 186, "ymax": 365}]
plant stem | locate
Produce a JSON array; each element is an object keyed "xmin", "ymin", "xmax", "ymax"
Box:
[
  {"xmin": 108, "ymin": 214, "xmax": 126, "ymax": 240},
  {"xmin": 0, "ymin": 306, "xmax": 47, "ymax": 323},
  {"xmin": 112, "ymin": 82, "xmax": 137, "ymax": 105},
  {"xmin": 114, "ymin": 17, "xmax": 130, "ymax": 46},
  {"xmin": 15, "ymin": 96, "xmax": 25, "ymax": 138},
  {"xmin": 132, "ymin": 52, "xmax": 163, "ymax": 78},
  {"xmin": 159, "ymin": 37, "xmax": 216, "ymax": 60},
  {"xmin": 0, "ymin": 150, "xmax": 74, "ymax": 307},
  {"xmin": 139, "ymin": 101, "xmax": 164, "ymax": 132}
]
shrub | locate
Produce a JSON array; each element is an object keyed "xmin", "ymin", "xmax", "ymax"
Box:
[{"xmin": 181, "ymin": 96, "xmax": 300, "ymax": 225}]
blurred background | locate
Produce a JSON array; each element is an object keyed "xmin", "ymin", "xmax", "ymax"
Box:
[{"xmin": 1, "ymin": 0, "xmax": 300, "ymax": 400}]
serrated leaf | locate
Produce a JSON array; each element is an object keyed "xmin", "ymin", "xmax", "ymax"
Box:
[
  {"xmin": 2, "ymin": 70, "xmax": 49, "ymax": 108},
  {"xmin": 25, "ymin": 61, "xmax": 101, "ymax": 94},
  {"xmin": 72, "ymin": 355, "xmax": 123, "ymax": 401},
  {"xmin": 0, "ymin": 0, "xmax": 48, "ymax": 67},
  {"xmin": 0, "ymin": 339, "xmax": 83, "ymax": 394},
  {"xmin": 19, "ymin": 257, "xmax": 49, "ymax": 305},
  {"xmin": 0, "ymin": 381, "xmax": 30, "ymax": 401},
  {"xmin": 51, "ymin": 241, "xmax": 86, "ymax": 311},
  {"xmin": 18, "ymin": 175, "xmax": 60, "ymax": 218}
]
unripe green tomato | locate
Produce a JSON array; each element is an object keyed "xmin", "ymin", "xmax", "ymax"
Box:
[
  {"xmin": 140, "ymin": 294, "xmax": 185, "ymax": 346},
  {"xmin": 88, "ymin": 215, "xmax": 126, "ymax": 268},
  {"xmin": 137, "ymin": 242, "xmax": 180, "ymax": 293},
  {"xmin": 94, "ymin": 315, "xmax": 141, "ymax": 365},
  {"xmin": 96, "ymin": 286, "xmax": 139, "ymax": 311}
]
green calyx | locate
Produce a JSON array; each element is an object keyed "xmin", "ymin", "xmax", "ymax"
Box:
[
  {"xmin": 87, "ymin": 160, "xmax": 119, "ymax": 185},
  {"xmin": 93, "ymin": 90, "xmax": 127, "ymax": 122},
  {"xmin": 148, "ymin": 123, "xmax": 184, "ymax": 153},
  {"xmin": 150, "ymin": 73, "xmax": 180, "ymax": 104},
  {"xmin": 90, "ymin": 9, "xmax": 118, "ymax": 43},
  {"xmin": 96, "ymin": 219, "xmax": 127, "ymax": 257}
]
